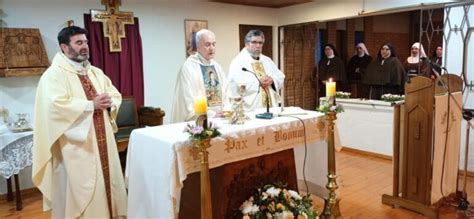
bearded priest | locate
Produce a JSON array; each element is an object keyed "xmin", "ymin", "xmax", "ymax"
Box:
[{"xmin": 32, "ymin": 26, "xmax": 127, "ymax": 218}]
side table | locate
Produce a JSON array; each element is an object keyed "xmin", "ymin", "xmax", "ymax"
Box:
[{"xmin": 0, "ymin": 131, "xmax": 33, "ymax": 211}]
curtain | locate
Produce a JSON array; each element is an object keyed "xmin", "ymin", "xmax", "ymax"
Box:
[{"xmin": 84, "ymin": 13, "xmax": 144, "ymax": 106}]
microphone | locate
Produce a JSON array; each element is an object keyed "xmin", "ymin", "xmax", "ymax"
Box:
[
  {"xmin": 421, "ymin": 57, "xmax": 446, "ymax": 71},
  {"xmin": 242, "ymin": 67, "xmax": 273, "ymax": 119},
  {"xmin": 420, "ymin": 57, "xmax": 448, "ymax": 89}
]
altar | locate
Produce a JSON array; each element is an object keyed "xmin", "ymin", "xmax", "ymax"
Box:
[
  {"xmin": 335, "ymin": 98, "xmax": 402, "ymax": 157},
  {"xmin": 125, "ymin": 107, "xmax": 329, "ymax": 218}
]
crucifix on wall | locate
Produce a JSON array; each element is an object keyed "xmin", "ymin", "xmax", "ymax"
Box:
[{"xmin": 90, "ymin": 0, "xmax": 134, "ymax": 52}]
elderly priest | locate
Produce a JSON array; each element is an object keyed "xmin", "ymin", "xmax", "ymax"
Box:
[{"xmin": 171, "ymin": 29, "xmax": 227, "ymax": 123}]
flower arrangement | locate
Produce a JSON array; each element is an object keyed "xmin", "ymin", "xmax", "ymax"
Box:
[
  {"xmin": 184, "ymin": 122, "xmax": 221, "ymax": 141},
  {"xmin": 335, "ymin": 91, "xmax": 351, "ymax": 99},
  {"xmin": 239, "ymin": 184, "xmax": 318, "ymax": 219},
  {"xmin": 317, "ymin": 99, "xmax": 344, "ymax": 115},
  {"xmin": 380, "ymin": 93, "xmax": 405, "ymax": 102}
]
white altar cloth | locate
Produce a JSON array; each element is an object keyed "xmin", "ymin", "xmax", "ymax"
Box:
[
  {"xmin": 126, "ymin": 107, "xmax": 328, "ymax": 219},
  {"xmin": 335, "ymin": 98, "xmax": 399, "ymax": 156}
]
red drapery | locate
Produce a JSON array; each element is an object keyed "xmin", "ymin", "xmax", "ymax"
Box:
[{"xmin": 84, "ymin": 13, "xmax": 144, "ymax": 106}]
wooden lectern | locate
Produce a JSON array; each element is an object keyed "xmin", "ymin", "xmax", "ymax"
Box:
[{"xmin": 382, "ymin": 75, "xmax": 463, "ymax": 218}]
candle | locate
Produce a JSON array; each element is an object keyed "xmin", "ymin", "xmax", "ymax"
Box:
[
  {"xmin": 326, "ymin": 78, "xmax": 336, "ymax": 97},
  {"xmin": 194, "ymin": 96, "xmax": 208, "ymax": 115}
]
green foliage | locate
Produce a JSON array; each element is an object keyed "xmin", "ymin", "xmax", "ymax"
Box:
[
  {"xmin": 184, "ymin": 122, "xmax": 221, "ymax": 141},
  {"xmin": 381, "ymin": 93, "xmax": 405, "ymax": 102},
  {"xmin": 316, "ymin": 100, "xmax": 344, "ymax": 115}
]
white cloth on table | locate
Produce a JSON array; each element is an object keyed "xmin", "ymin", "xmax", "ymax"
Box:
[
  {"xmin": 0, "ymin": 126, "xmax": 33, "ymax": 151},
  {"xmin": 0, "ymin": 129, "xmax": 33, "ymax": 179},
  {"xmin": 126, "ymin": 107, "xmax": 328, "ymax": 219}
]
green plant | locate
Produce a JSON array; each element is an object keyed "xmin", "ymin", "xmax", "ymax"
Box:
[
  {"xmin": 317, "ymin": 100, "xmax": 344, "ymax": 115},
  {"xmin": 335, "ymin": 91, "xmax": 351, "ymax": 99},
  {"xmin": 184, "ymin": 122, "xmax": 221, "ymax": 141},
  {"xmin": 380, "ymin": 93, "xmax": 405, "ymax": 102}
]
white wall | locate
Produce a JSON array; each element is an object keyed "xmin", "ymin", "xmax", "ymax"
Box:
[
  {"xmin": 1, "ymin": 0, "xmax": 457, "ymax": 125},
  {"xmin": 0, "ymin": 0, "xmax": 278, "ymax": 194},
  {"xmin": 2, "ymin": 0, "xmax": 470, "ymax": 194},
  {"xmin": 0, "ymin": 0, "xmax": 278, "ymax": 125},
  {"xmin": 443, "ymin": 4, "xmax": 474, "ymax": 172},
  {"xmin": 277, "ymin": 0, "xmax": 459, "ymax": 25}
]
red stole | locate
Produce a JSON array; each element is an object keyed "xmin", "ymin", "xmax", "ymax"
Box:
[{"xmin": 77, "ymin": 75, "xmax": 113, "ymax": 218}]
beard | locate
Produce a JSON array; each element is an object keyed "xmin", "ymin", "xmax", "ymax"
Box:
[
  {"xmin": 67, "ymin": 45, "xmax": 89, "ymax": 62},
  {"xmin": 249, "ymin": 50, "xmax": 261, "ymax": 59}
]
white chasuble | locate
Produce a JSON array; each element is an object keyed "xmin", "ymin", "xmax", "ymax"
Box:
[
  {"xmin": 171, "ymin": 54, "xmax": 227, "ymax": 123},
  {"xmin": 226, "ymin": 48, "xmax": 285, "ymax": 112},
  {"xmin": 33, "ymin": 53, "xmax": 127, "ymax": 218}
]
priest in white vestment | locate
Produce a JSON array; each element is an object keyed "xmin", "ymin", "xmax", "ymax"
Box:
[
  {"xmin": 32, "ymin": 26, "xmax": 127, "ymax": 218},
  {"xmin": 171, "ymin": 29, "xmax": 227, "ymax": 123},
  {"xmin": 226, "ymin": 29, "xmax": 285, "ymax": 111}
]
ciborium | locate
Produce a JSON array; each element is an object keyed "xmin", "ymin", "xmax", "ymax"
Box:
[{"xmin": 229, "ymin": 84, "xmax": 249, "ymax": 124}]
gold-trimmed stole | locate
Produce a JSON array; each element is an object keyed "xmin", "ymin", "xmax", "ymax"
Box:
[{"xmin": 251, "ymin": 62, "xmax": 272, "ymax": 107}]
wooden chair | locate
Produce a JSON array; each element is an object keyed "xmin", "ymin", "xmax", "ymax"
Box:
[{"xmin": 115, "ymin": 96, "xmax": 165, "ymax": 153}]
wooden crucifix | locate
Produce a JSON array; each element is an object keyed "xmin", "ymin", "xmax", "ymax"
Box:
[{"xmin": 90, "ymin": 0, "xmax": 134, "ymax": 52}]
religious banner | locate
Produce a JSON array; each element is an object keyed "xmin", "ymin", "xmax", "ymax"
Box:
[
  {"xmin": 184, "ymin": 19, "xmax": 207, "ymax": 57},
  {"xmin": 199, "ymin": 65, "xmax": 222, "ymax": 107},
  {"xmin": 90, "ymin": 0, "xmax": 134, "ymax": 52}
]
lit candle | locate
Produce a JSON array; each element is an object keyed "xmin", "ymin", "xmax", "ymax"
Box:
[
  {"xmin": 326, "ymin": 78, "xmax": 336, "ymax": 97},
  {"xmin": 194, "ymin": 96, "xmax": 208, "ymax": 115}
]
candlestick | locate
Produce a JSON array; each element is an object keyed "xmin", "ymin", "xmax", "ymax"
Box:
[
  {"xmin": 321, "ymin": 111, "xmax": 342, "ymax": 219},
  {"xmin": 194, "ymin": 96, "xmax": 208, "ymax": 115}
]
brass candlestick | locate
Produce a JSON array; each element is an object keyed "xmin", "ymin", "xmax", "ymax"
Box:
[
  {"xmin": 196, "ymin": 137, "xmax": 212, "ymax": 219},
  {"xmin": 194, "ymin": 114, "xmax": 212, "ymax": 219},
  {"xmin": 321, "ymin": 111, "xmax": 342, "ymax": 219}
]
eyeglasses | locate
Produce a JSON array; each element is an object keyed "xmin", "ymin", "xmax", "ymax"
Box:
[{"xmin": 250, "ymin": 41, "xmax": 264, "ymax": 45}]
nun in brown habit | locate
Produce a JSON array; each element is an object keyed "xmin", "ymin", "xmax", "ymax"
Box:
[{"xmin": 363, "ymin": 43, "xmax": 405, "ymax": 100}]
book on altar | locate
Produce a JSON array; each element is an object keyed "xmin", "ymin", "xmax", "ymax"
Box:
[{"xmin": 277, "ymin": 107, "xmax": 308, "ymax": 116}]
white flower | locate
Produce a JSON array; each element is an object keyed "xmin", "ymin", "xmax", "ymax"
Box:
[
  {"xmin": 283, "ymin": 211, "xmax": 295, "ymax": 219},
  {"xmin": 266, "ymin": 187, "xmax": 281, "ymax": 198},
  {"xmin": 240, "ymin": 200, "xmax": 254, "ymax": 214},
  {"xmin": 274, "ymin": 211, "xmax": 294, "ymax": 219},
  {"xmin": 288, "ymin": 190, "xmax": 302, "ymax": 200},
  {"xmin": 250, "ymin": 205, "xmax": 259, "ymax": 214}
]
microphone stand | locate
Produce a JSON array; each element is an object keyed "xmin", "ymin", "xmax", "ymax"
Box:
[
  {"xmin": 257, "ymin": 88, "xmax": 274, "ymax": 119},
  {"xmin": 427, "ymin": 59, "xmax": 470, "ymax": 210},
  {"xmin": 460, "ymin": 110, "xmax": 473, "ymax": 210},
  {"xmin": 242, "ymin": 67, "xmax": 274, "ymax": 119}
]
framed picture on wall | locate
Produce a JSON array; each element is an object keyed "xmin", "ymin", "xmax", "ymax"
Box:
[{"xmin": 184, "ymin": 19, "xmax": 208, "ymax": 57}]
